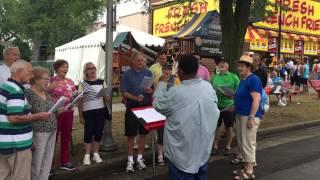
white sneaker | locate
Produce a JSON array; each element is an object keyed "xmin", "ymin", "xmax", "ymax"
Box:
[
  {"xmin": 83, "ymin": 154, "xmax": 91, "ymax": 165},
  {"xmin": 136, "ymin": 158, "xmax": 147, "ymax": 170},
  {"xmin": 278, "ymin": 101, "xmax": 287, "ymax": 107},
  {"xmin": 126, "ymin": 161, "xmax": 135, "ymax": 173},
  {"xmin": 92, "ymin": 153, "xmax": 103, "ymax": 164},
  {"xmin": 282, "ymin": 97, "xmax": 287, "ymax": 104}
]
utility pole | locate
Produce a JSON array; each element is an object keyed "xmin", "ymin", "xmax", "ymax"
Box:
[
  {"xmin": 101, "ymin": 0, "xmax": 118, "ymax": 151},
  {"xmin": 277, "ymin": 0, "xmax": 283, "ymax": 61}
]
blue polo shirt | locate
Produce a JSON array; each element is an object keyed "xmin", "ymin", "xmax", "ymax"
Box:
[
  {"xmin": 120, "ymin": 68, "xmax": 153, "ymax": 107},
  {"xmin": 235, "ymin": 74, "xmax": 263, "ymax": 118}
]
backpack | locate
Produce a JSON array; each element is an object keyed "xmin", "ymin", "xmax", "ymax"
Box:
[
  {"xmin": 260, "ymin": 89, "xmax": 270, "ymax": 113},
  {"xmin": 246, "ymin": 75, "xmax": 270, "ymax": 114}
]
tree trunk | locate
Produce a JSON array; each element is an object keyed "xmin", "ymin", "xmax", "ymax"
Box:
[
  {"xmin": 219, "ymin": 0, "xmax": 252, "ymax": 73},
  {"xmin": 32, "ymin": 38, "xmax": 41, "ymax": 61}
]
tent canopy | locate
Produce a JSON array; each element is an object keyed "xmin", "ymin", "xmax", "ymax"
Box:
[
  {"xmin": 54, "ymin": 24, "xmax": 165, "ymax": 84},
  {"xmin": 55, "ymin": 24, "xmax": 165, "ymax": 52}
]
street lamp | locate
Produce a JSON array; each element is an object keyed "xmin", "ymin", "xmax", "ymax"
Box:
[{"xmin": 101, "ymin": 0, "xmax": 118, "ymax": 151}]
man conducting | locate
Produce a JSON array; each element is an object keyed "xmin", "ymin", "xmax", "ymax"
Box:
[{"xmin": 153, "ymin": 54, "xmax": 220, "ymax": 179}]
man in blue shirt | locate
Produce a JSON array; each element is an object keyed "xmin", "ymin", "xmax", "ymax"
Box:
[
  {"xmin": 153, "ymin": 54, "xmax": 219, "ymax": 180},
  {"xmin": 121, "ymin": 52, "xmax": 153, "ymax": 173}
]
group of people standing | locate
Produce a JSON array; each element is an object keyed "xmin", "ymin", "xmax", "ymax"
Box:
[
  {"xmin": 0, "ymin": 47, "xmax": 109, "ymax": 180},
  {"xmin": 120, "ymin": 50, "xmax": 267, "ymax": 180}
]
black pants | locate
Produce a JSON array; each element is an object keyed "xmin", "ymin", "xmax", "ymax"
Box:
[{"xmin": 83, "ymin": 108, "xmax": 107, "ymax": 143}]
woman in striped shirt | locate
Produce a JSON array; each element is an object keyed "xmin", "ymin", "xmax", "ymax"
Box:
[{"xmin": 78, "ymin": 62, "xmax": 109, "ymax": 165}]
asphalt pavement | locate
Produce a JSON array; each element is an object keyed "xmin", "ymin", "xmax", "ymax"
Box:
[{"xmin": 90, "ymin": 126, "xmax": 320, "ymax": 180}]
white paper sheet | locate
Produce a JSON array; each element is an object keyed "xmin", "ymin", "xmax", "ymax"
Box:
[
  {"xmin": 140, "ymin": 76, "xmax": 153, "ymax": 89},
  {"xmin": 132, "ymin": 108, "xmax": 166, "ymax": 123},
  {"xmin": 49, "ymin": 97, "xmax": 65, "ymax": 113},
  {"xmin": 64, "ymin": 92, "xmax": 83, "ymax": 110},
  {"xmin": 96, "ymin": 87, "xmax": 112, "ymax": 98}
]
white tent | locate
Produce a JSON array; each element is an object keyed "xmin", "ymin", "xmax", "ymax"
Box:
[{"xmin": 54, "ymin": 24, "xmax": 165, "ymax": 84}]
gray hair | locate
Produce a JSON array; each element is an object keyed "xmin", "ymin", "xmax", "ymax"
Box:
[
  {"xmin": 3, "ymin": 47, "xmax": 19, "ymax": 56},
  {"xmin": 10, "ymin": 60, "xmax": 31, "ymax": 74}
]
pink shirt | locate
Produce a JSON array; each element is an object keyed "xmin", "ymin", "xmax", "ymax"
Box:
[
  {"xmin": 50, "ymin": 76, "xmax": 77, "ymax": 106},
  {"xmin": 197, "ymin": 65, "xmax": 210, "ymax": 81}
]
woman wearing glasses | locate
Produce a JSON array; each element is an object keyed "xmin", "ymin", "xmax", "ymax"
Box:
[
  {"xmin": 25, "ymin": 67, "xmax": 57, "ymax": 180},
  {"xmin": 78, "ymin": 62, "xmax": 110, "ymax": 165}
]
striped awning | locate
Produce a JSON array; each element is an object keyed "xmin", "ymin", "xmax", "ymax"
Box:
[
  {"xmin": 245, "ymin": 26, "xmax": 264, "ymax": 41},
  {"xmin": 172, "ymin": 11, "xmax": 220, "ymax": 39},
  {"xmin": 255, "ymin": 28, "xmax": 319, "ymax": 42}
]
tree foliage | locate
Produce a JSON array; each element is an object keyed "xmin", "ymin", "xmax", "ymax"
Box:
[{"xmin": 1, "ymin": 0, "xmax": 106, "ymax": 60}]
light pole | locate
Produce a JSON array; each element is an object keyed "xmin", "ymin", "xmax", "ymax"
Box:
[
  {"xmin": 101, "ymin": 0, "xmax": 118, "ymax": 151},
  {"xmin": 277, "ymin": 0, "xmax": 283, "ymax": 61}
]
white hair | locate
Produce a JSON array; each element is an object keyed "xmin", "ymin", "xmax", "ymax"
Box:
[
  {"xmin": 3, "ymin": 47, "xmax": 19, "ymax": 57},
  {"xmin": 10, "ymin": 60, "xmax": 31, "ymax": 74}
]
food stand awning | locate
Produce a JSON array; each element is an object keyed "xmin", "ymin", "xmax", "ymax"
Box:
[
  {"xmin": 172, "ymin": 11, "xmax": 221, "ymax": 39},
  {"xmin": 245, "ymin": 26, "xmax": 264, "ymax": 42}
]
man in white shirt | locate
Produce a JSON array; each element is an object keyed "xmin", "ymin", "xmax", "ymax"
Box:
[{"xmin": 0, "ymin": 47, "xmax": 20, "ymax": 85}]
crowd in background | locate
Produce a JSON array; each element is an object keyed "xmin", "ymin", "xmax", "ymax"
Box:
[{"xmin": 0, "ymin": 46, "xmax": 319, "ymax": 180}]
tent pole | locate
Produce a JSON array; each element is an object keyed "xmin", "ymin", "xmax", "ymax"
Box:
[{"xmin": 101, "ymin": 0, "xmax": 118, "ymax": 152}]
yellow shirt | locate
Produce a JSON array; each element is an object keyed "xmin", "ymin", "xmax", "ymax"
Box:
[{"xmin": 150, "ymin": 63, "xmax": 163, "ymax": 85}]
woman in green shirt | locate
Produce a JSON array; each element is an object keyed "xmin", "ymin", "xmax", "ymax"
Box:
[{"xmin": 211, "ymin": 60, "xmax": 240, "ymax": 156}]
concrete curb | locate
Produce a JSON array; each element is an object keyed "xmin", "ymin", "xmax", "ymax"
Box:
[{"xmin": 52, "ymin": 119, "xmax": 320, "ymax": 180}]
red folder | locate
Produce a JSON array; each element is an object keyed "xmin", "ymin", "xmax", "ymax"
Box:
[{"xmin": 131, "ymin": 106, "xmax": 165, "ymax": 131}]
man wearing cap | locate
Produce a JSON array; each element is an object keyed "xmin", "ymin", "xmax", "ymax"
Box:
[
  {"xmin": 0, "ymin": 47, "xmax": 20, "ymax": 85},
  {"xmin": 233, "ymin": 55, "xmax": 263, "ymax": 180}
]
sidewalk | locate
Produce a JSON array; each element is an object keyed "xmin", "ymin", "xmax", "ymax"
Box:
[
  {"xmin": 51, "ymin": 119, "xmax": 320, "ymax": 180},
  {"xmin": 52, "ymin": 93, "xmax": 320, "ymax": 179}
]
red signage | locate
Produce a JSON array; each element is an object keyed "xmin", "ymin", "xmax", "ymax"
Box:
[
  {"xmin": 268, "ymin": 37, "xmax": 278, "ymax": 52},
  {"xmin": 294, "ymin": 40, "xmax": 304, "ymax": 55}
]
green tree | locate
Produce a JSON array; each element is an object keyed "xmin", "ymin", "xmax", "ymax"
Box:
[{"xmin": 1, "ymin": 0, "xmax": 106, "ymax": 61}]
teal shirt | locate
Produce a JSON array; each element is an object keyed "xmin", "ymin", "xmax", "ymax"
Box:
[
  {"xmin": 153, "ymin": 78, "xmax": 220, "ymax": 173},
  {"xmin": 211, "ymin": 72, "xmax": 240, "ymax": 109}
]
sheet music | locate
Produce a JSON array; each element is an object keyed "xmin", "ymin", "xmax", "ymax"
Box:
[
  {"xmin": 64, "ymin": 92, "xmax": 83, "ymax": 110},
  {"xmin": 140, "ymin": 76, "xmax": 153, "ymax": 89},
  {"xmin": 96, "ymin": 87, "xmax": 112, "ymax": 98},
  {"xmin": 132, "ymin": 108, "xmax": 166, "ymax": 123},
  {"xmin": 49, "ymin": 97, "xmax": 65, "ymax": 113}
]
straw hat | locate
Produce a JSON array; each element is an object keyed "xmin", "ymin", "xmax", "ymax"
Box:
[{"xmin": 239, "ymin": 55, "xmax": 253, "ymax": 64}]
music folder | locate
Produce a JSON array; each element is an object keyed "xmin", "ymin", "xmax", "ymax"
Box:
[{"xmin": 131, "ymin": 106, "xmax": 166, "ymax": 130}]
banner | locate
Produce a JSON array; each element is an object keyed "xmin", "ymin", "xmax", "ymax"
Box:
[
  {"xmin": 152, "ymin": 0, "xmax": 219, "ymax": 37},
  {"xmin": 294, "ymin": 40, "xmax": 304, "ymax": 54},
  {"xmin": 254, "ymin": 0, "xmax": 320, "ymax": 36},
  {"xmin": 268, "ymin": 37, "xmax": 278, "ymax": 52}
]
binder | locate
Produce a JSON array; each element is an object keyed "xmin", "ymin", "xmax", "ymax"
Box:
[{"xmin": 131, "ymin": 106, "xmax": 166, "ymax": 130}]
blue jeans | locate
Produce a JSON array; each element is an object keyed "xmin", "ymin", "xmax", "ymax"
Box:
[
  {"xmin": 165, "ymin": 159, "xmax": 209, "ymax": 180},
  {"xmin": 314, "ymin": 73, "xmax": 318, "ymax": 80}
]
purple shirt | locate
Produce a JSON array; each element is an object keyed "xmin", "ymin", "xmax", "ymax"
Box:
[{"xmin": 197, "ymin": 65, "xmax": 210, "ymax": 81}]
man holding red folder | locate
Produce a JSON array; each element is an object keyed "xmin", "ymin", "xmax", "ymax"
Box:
[{"xmin": 153, "ymin": 54, "xmax": 220, "ymax": 180}]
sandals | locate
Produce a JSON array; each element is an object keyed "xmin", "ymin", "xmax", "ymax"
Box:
[
  {"xmin": 233, "ymin": 170, "xmax": 255, "ymax": 180},
  {"xmin": 231, "ymin": 157, "xmax": 245, "ymax": 164},
  {"xmin": 210, "ymin": 148, "xmax": 219, "ymax": 156}
]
